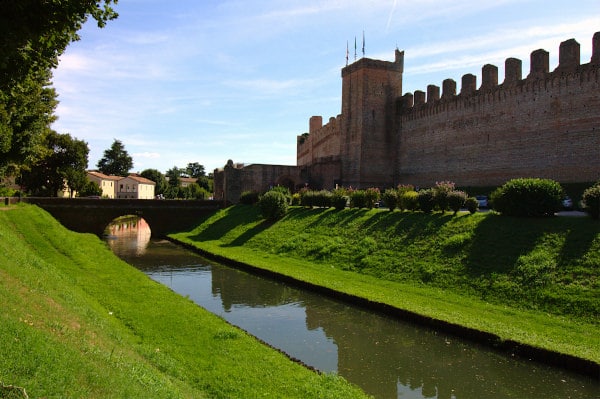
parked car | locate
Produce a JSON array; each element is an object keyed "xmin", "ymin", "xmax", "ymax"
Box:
[
  {"xmin": 562, "ymin": 196, "xmax": 573, "ymax": 210},
  {"xmin": 475, "ymin": 195, "xmax": 488, "ymax": 209}
]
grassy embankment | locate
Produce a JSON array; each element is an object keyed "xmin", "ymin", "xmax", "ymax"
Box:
[
  {"xmin": 0, "ymin": 204, "xmax": 369, "ymax": 399},
  {"xmin": 170, "ymin": 205, "xmax": 600, "ymax": 368}
]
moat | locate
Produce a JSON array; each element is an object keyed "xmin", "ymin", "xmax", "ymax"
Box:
[{"xmin": 105, "ymin": 218, "xmax": 598, "ymax": 399}]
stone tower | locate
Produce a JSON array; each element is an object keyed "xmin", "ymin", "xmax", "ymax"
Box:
[{"xmin": 340, "ymin": 49, "xmax": 404, "ymax": 187}]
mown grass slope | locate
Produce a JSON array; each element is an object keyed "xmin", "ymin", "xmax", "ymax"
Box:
[
  {"xmin": 0, "ymin": 204, "xmax": 369, "ymax": 399},
  {"xmin": 171, "ymin": 205, "xmax": 600, "ymax": 364}
]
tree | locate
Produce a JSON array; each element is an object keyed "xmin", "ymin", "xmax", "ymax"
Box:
[
  {"xmin": 183, "ymin": 183, "xmax": 209, "ymax": 200},
  {"xmin": 0, "ymin": 0, "xmax": 118, "ymax": 93},
  {"xmin": 19, "ymin": 131, "xmax": 89, "ymax": 197},
  {"xmin": 186, "ymin": 162, "xmax": 205, "ymax": 178},
  {"xmin": 78, "ymin": 180, "xmax": 103, "ymax": 197},
  {"xmin": 1, "ymin": 1, "xmax": 117, "ymax": 178},
  {"xmin": 97, "ymin": 139, "xmax": 133, "ymax": 176},
  {"xmin": 140, "ymin": 168, "xmax": 167, "ymax": 195},
  {"xmin": 0, "ymin": 68, "xmax": 58, "ymax": 175},
  {"xmin": 165, "ymin": 166, "xmax": 182, "ymax": 188}
]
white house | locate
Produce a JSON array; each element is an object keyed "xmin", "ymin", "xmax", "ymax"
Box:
[{"xmin": 116, "ymin": 174, "xmax": 156, "ymax": 199}]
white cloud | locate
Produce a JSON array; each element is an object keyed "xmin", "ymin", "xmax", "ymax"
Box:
[{"xmin": 133, "ymin": 152, "xmax": 161, "ymax": 159}]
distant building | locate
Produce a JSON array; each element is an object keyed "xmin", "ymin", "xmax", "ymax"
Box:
[
  {"xmin": 86, "ymin": 171, "xmax": 156, "ymax": 199},
  {"xmin": 87, "ymin": 171, "xmax": 121, "ymax": 198},
  {"xmin": 179, "ymin": 177, "xmax": 198, "ymax": 188},
  {"xmin": 116, "ymin": 174, "xmax": 156, "ymax": 199}
]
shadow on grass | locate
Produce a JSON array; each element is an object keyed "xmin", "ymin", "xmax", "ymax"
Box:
[
  {"xmin": 284, "ymin": 207, "xmax": 370, "ymax": 229},
  {"xmin": 557, "ymin": 218, "xmax": 600, "ymax": 267},
  {"xmin": 188, "ymin": 205, "xmax": 265, "ymax": 244},
  {"xmin": 225, "ymin": 219, "xmax": 274, "ymax": 247},
  {"xmin": 466, "ymin": 214, "xmax": 599, "ymax": 277}
]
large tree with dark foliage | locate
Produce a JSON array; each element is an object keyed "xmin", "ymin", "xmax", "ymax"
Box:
[
  {"xmin": 186, "ymin": 162, "xmax": 205, "ymax": 178},
  {"xmin": 141, "ymin": 168, "xmax": 168, "ymax": 195},
  {"xmin": 0, "ymin": 0, "xmax": 118, "ymax": 92},
  {"xmin": 97, "ymin": 139, "xmax": 133, "ymax": 176},
  {"xmin": 0, "ymin": 0, "xmax": 118, "ymax": 176},
  {"xmin": 19, "ymin": 131, "xmax": 89, "ymax": 197},
  {"xmin": 0, "ymin": 68, "xmax": 58, "ymax": 172}
]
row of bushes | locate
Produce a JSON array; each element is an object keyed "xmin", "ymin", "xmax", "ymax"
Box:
[
  {"xmin": 293, "ymin": 182, "xmax": 479, "ymax": 215},
  {"xmin": 242, "ymin": 179, "xmax": 600, "ymax": 221}
]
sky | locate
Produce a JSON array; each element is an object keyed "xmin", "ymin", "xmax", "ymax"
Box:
[{"xmin": 51, "ymin": 0, "xmax": 600, "ymax": 175}]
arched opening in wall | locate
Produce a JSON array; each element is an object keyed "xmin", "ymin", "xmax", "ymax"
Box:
[
  {"xmin": 275, "ymin": 176, "xmax": 296, "ymax": 193},
  {"xmin": 104, "ymin": 215, "xmax": 151, "ymax": 257}
]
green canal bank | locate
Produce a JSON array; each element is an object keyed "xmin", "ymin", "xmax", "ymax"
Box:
[
  {"xmin": 0, "ymin": 204, "xmax": 369, "ymax": 398},
  {"xmin": 168, "ymin": 205, "xmax": 600, "ymax": 378}
]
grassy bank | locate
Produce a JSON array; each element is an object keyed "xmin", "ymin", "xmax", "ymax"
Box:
[
  {"xmin": 0, "ymin": 204, "xmax": 369, "ymax": 398},
  {"xmin": 170, "ymin": 205, "xmax": 600, "ymax": 367}
]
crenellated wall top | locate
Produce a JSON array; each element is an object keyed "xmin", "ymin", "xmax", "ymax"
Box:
[
  {"xmin": 401, "ymin": 31, "xmax": 600, "ymax": 111},
  {"xmin": 298, "ymin": 114, "xmax": 343, "ymax": 147}
]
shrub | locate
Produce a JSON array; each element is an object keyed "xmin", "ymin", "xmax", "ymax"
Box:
[
  {"xmin": 433, "ymin": 181, "xmax": 455, "ymax": 212},
  {"xmin": 240, "ymin": 191, "xmax": 260, "ymax": 205},
  {"xmin": 381, "ymin": 189, "xmax": 398, "ymax": 211},
  {"xmin": 258, "ymin": 190, "xmax": 288, "ymax": 220},
  {"xmin": 349, "ymin": 190, "xmax": 366, "ymax": 208},
  {"xmin": 300, "ymin": 190, "xmax": 331, "ymax": 208},
  {"xmin": 417, "ymin": 189, "xmax": 436, "ymax": 213},
  {"xmin": 400, "ymin": 190, "xmax": 419, "ymax": 211},
  {"xmin": 291, "ymin": 193, "xmax": 301, "ymax": 206},
  {"xmin": 314, "ymin": 190, "xmax": 333, "ymax": 208},
  {"xmin": 447, "ymin": 190, "xmax": 467, "ymax": 214},
  {"xmin": 490, "ymin": 178, "xmax": 563, "ymax": 217},
  {"xmin": 364, "ymin": 187, "xmax": 380, "ymax": 209},
  {"xmin": 269, "ymin": 185, "xmax": 291, "ymax": 204},
  {"xmin": 582, "ymin": 182, "xmax": 600, "ymax": 219},
  {"xmin": 331, "ymin": 188, "xmax": 348, "ymax": 210},
  {"xmin": 396, "ymin": 185, "xmax": 414, "ymax": 210},
  {"xmin": 78, "ymin": 181, "xmax": 102, "ymax": 197},
  {"xmin": 300, "ymin": 190, "xmax": 314, "ymax": 208},
  {"xmin": 397, "ymin": 184, "xmax": 415, "ymax": 194},
  {"xmin": 465, "ymin": 197, "xmax": 479, "ymax": 214}
]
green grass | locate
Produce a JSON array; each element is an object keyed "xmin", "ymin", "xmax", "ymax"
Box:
[
  {"xmin": 0, "ymin": 204, "xmax": 369, "ymax": 398},
  {"xmin": 170, "ymin": 205, "xmax": 600, "ymax": 364}
]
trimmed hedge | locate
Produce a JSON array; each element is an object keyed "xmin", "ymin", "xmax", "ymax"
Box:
[
  {"xmin": 258, "ymin": 190, "xmax": 289, "ymax": 220},
  {"xmin": 465, "ymin": 197, "xmax": 479, "ymax": 214},
  {"xmin": 582, "ymin": 182, "xmax": 600, "ymax": 219},
  {"xmin": 490, "ymin": 178, "xmax": 563, "ymax": 217},
  {"xmin": 240, "ymin": 191, "xmax": 260, "ymax": 205},
  {"xmin": 417, "ymin": 189, "xmax": 435, "ymax": 213}
]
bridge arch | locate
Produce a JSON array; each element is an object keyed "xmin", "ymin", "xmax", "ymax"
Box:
[{"xmin": 22, "ymin": 198, "xmax": 223, "ymax": 238}]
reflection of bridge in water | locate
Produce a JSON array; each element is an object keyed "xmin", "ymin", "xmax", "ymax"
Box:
[
  {"xmin": 22, "ymin": 197, "xmax": 223, "ymax": 237},
  {"xmin": 106, "ymin": 217, "xmax": 151, "ymax": 255}
]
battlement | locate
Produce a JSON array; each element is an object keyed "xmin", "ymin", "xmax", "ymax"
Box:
[
  {"xmin": 297, "ymin": 114, "xmax": 343, "ymax": 167},
  {"xmin": 400, "ymin": 32, "xmax": 600, "ymax": 113}
]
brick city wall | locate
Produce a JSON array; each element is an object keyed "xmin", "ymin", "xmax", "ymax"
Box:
[
  {"xmin": 214, "ymin": 160, "xmax": 303, "ymax": 203},
  {"xmin": 397, "ymin": 35, "xmax": 600, "ymax": 187}
]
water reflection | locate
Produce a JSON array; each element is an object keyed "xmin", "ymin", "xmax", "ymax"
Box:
[
  {"xmin": 108, "ymin": 219, "xmax": 599, "ymax": 399},
  {"xmin": 105, "ymin": 217, "xmax": 151, "ymax": 256}
]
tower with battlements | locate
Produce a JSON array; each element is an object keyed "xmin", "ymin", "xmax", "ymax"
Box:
[{"xmin": 297, "ymin": 32, "xmax": 600, "ymax": 190}]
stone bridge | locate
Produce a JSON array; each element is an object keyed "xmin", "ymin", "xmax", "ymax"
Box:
[{"xmin": 22, "ymin": 197, "xmax": 224, "ymax": 237}]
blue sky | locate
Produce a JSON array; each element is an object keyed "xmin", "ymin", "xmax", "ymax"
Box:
[{"xmin": 51, "ymin": 0, "xmax": 600, "ymax": 174}]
